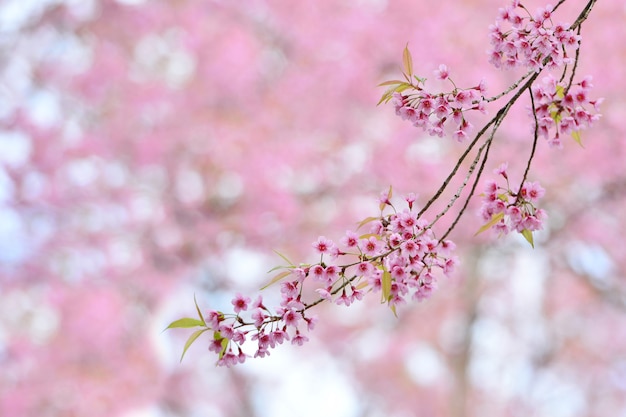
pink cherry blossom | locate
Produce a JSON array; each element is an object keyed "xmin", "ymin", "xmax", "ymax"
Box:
[
  {"xmin": 341, "ymin": 230, "xmax": 359, "ymax": 248},
  {"xmin": 231, "ymin": 293, "xmax": 251, "ymax": 314},
  {"xmin": 291, "ymin": 331, "xmax": 309, "ymax": 346},
  {"xmin": 434, "ymin": 64, "xmax": 450, "ymax": 80},
  {"xmin": 312, "ymin": 236, "xmax": 335, "ymax": 255},
  {"xmin": 359, "ymin": 236, "xmax": 383, "ymax": 257},
  {"xmin": 281, "ymin": 308, "xmax": 303, "ymax": 328}
]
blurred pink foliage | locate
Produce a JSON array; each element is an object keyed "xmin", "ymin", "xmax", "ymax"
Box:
[{"xmin": 1, "ymin": 0, "xmax": 626, "ymax": 416}]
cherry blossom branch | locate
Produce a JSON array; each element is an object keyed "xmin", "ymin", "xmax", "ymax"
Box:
[
  {"xmin": 167, "ymin": 0, "xmax": 602, "ymax": 367},
  {"xmin": 569, "ymin": 0, "xmax": 597, "ymax": 31}
]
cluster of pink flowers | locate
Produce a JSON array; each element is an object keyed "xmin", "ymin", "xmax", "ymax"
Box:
[
  {"xmin": 203, "ymin": 192, "xmax": 458, "ymax": 366},
  {"xmin": 531, "ymin": 74, "xmax": 602, "ymax": 148},
  {"xmin": 391, "ymin": 70, "xmax": 487, "ymax": 141},
  {"xmin": 479, "ymin": 163, "xmax": 547, "ymax": 238},
  {"xmin": 488, "ymin": 1, "xmax": 581, "ymax": 71},
  {"xmin": 205, "ymin": 293, "xmax": 315, "ymax": 366}
]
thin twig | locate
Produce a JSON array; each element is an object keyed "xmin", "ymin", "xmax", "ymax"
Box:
[
  {"xmin": 438, "ymin": 99, "xmax": 513, "ymax": 242},
  {"xmin": 485, "ymin": 69, "xmax": 535, "ymax": 103},
  {"xmin": 515, "ymin": 86, "xmax": 540, "ymax": 199}
]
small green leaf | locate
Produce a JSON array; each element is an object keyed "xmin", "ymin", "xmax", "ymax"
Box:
[
  {"xmin": 393, "ymin": 83, "xmax": 412, "ymax": 94},
  {"xmin": 378, "ymin": 79, "xmax": 408, "ymax": 87},
  {"xmin": 354, "ymin": 281, "xmax": 369, "ymax": 290},
  {"xmin": 571, "ymin": 130, "xmax": 584, "ymax": 147},
  {"xmin": 555, "ymin": 85, "xmax": 565, "ymax": 99},
  {"xmin": 273, "ymin": 249, "xmax": 295, "ymax": 267},
  {"xmin": 521, "ymin": 229, "xmax": 535, "ymax": 248},
  {"xmin": 390, "ymin": 303, "xmax": 398, "ymax": 318},
  {"xmin": 358, "ymin": 233, "xmax": 381, "ymax": 240},
  {"xmin": 402, "ymin": 44, "xmax": 413, "ymax": 78},
  {"xmin": 377, "ymin": 83, "xmax": 413, "ymax": 105},
  {"xmin": 475, "ymin": 212, "xmax": 505, "ymax": 235},
  {"xmin": 260, "ymin": 269, "xmax": 292, "ymax": 290},
  {"xmin": 180, "ymin": 328, "xmax": 210, "ymax": 362},
  {"xmin": 194, "ymin": 294, "xmax": 206, "ymax": 326},
  {"xmin": 382, "ymin": 269, "xmax": 392, "ymax": 303},
  {"xmin": 218, "ymin": 336, "xmax": 229, "ymax": 359},
  {"xmin": 165, "ymin": 317, "xmax": 205, "ymax": 330},
  {"xmin": 357, "ymin": 216, "xmax": 380, "ymax": 230},
  {"xmin": 267, "ymin": 264, "xmax": 288, "ymax": 273},
  {"xmin": 377, "ymin": 88, "xmax": 394, "ymax": 106}
]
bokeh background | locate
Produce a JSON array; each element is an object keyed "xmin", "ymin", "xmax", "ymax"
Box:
[{"xmin": 1, "ymin": 0, "xmax": 626, "ymax": 416}]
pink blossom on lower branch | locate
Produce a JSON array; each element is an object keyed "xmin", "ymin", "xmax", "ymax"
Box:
[
  {"xmin": 169, "ymin": 191, "xmax": 458, "ymax": 367},
  {"xmin": 478, "ymin": 164, "xmax": 547, "ymax": 247}
]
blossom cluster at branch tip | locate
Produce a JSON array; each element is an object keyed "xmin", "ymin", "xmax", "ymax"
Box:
[
  {"xmin": 479, "ymin": 163, "xmax": 547, "ymax": 243},
  {"xmin": 488, "ymin": 1, "xmax": 582, "ymax": 71},
  {"xmin": 391, "ymin": 74, "xmax": 487, "ymax": 141},
  {"xmin": 531, "ymin": 74, "xmax": 602, "ymax": 148},
  {"xmin": 202, "ymin": 192, "xmax": 458, "ymax": 366}
]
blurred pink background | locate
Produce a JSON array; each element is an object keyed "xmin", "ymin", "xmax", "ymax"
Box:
[{"xmin": 1, "ymin": 0, "xmax": 625, "ymax": 416}]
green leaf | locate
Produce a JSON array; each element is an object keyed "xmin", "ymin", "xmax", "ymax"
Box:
[
  {"xmin": 571, "ymin": 130, "xmax": 584, "ymax": 148},
  {"xmin": 475, "ymin": 212, "xmax": 505, "ymax": 235},
  {"xmin": 521, "ymin": 229, "xmax": 535, "ymax": 248},
  {"xmin": 260, "ymin": 269, "xmax": 292, "ymax": 290},
  {"xmin": 382, "ymin": 269, "xmax": 392, "ymax": 303},
  {"xmin": 165, "ymin": 317, "xmax": 205, "ymax": 330},
  {"xmin": 377, "ymin": 83, "xmax": 413, "ymax": 105},
  {"xmin": 378, "ymin": 79, "xmax": 408, "ymax": 87},
  {"xmin": 194, "ymin": 294, "xmax": 206, "ymax": 326},
  {"xmin": 358, "ymin": 233, "xmax": 381, "ymax": 240},
  {"xmin": 394, "ymin": 83, "xmax": 412, "ymax": 93},
  {"xmin": 402, "ymin": 44, "xmax": 413, "ymax": 78},
  {"xmin": 354, "ymin": 281, "xmax": 369, "ymax": 290},
  {"xmin": 356, "ymin": 216, "xmax": 380, "ymax": 230},
  {"xmin": 377, "ymin": 88, "xmax": 394, "ymax": 106},
  {"xmin": 555, "ymin": 85, "xmax": 565, "ymax": 99},
  {"xmin": 267, "ymin": 264, "xmax": 288, "ymax": 273},
  {"xmin": 180, "ymin": 328, "xmax": 210, "ymax": 362},
  {"xmin": 218, "ymin": 336, "xmax": 229, "ymax": 359},
  {"xmin": 273, "ymin": 249, "xmax": 295, "ymax": 267},
  {"xmin": 390, "ymin": 303, "xmax": 398, "ymax": 318}
]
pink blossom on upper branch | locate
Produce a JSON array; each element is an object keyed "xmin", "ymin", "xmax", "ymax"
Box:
[
  {"xmin": 531, "ymin": 74, "xmax": 602, "ymax": 148},
  {"xmin": 389, "ymin": 84, "xmax": 485, "ymax": 140},
  {"xmin": 379, "ymin": 45, "xmax": 487, "ymax": 140},
  {"xmin": 488, "ymin": 1, "xmax": 581, "ymax": 71}
]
